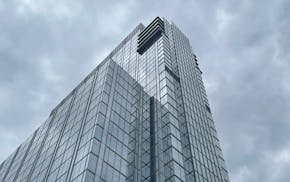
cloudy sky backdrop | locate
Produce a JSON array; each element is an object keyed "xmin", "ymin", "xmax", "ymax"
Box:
[{"xmin": 0, "ymin": 0, "xmax": 290, "ymax": 181}]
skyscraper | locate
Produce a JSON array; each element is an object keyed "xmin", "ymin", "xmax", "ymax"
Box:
[{"xmin": 0, "ymin": 17, "xmax": 229, "ymax": 182}]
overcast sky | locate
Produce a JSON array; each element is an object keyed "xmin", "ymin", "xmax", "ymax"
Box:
[{"xmin": 1, "ymin": 0, "xmax": 290, "ymax": 181}]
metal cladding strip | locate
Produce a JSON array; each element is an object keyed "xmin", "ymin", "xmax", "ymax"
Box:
[
  {"xmin": 12, "ymin": 129, "xmax": 39, "ymax": 182},
  {"xmin": 65, "ymin": 68, "xmax": 98, "ymax": 182},
  {"xmin": 138, "ymin": 25, "xmax": 163, "ymax": 46},
  {"xmin": 137, "ymin": 31, "xmax": 162, "ymax": 55},
  {"xmin": 138, "ymin": 17, "xmax": 163, "ymax": 39},
  {"xmin": 94, "ymin": 60, "xmax": 117, "ymax": 179},
  {"xmin": 137, "ymin": 17, "xmax": 165, "ymax": 55},
  {"xmin": 149, "ymin": 97, "xmax": 156, "ymax": 182},
  {"xmin": 137, "ymin": 29, "xmax": 163, "ymax": 54},
  {"xmin": 139, "ymin": 30, "xmax": 163, "ymax": 52},
  {"xmin": 0, "ymin": 161, "xmax": 4, "ymax": 174},
  {"xmin": 42, "ymin": 90, "xmax": 78, "ymax": 182},
  {"xmin": 25, "ymin": 95, "xmax": 73, "ymax": 182},
  {"xmin": 2, "ymin": 146, "xmax": 21, "ymax": 181}
]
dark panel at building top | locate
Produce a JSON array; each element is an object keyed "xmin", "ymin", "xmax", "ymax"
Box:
[{"xmin": 137, "ymin": 17, "xmax": 165, "ymax": 55}]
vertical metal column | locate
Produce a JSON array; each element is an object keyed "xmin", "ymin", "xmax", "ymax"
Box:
[
  {"xmin": 149, "ymin": 97, "xmax": 156, "ymax": 182},
  {"xmin": 2, "ymin": 146, "xmax": 21, "ymax": 181},
  {"xmin": 12, "ymin": 129, "xmax": 39, "ymax": 181},
  {"xmin": 65, "ymin": 68, "xmax": 98, "ymax": 181},
  {"xmin": 94, "ymin": 60, "xmax": 117, "ymax": 180},
  {"xmin": 42, "ymin": 91, "xmax": 77, "ymax": 182},
  {"xmin": 26, "ymin": 95, "xmax": 74, "ymax": 182}
]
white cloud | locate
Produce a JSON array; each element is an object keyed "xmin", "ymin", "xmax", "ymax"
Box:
[
  {"xmin": 215, "ymin": 8, "xmax": 234, "ymax": 36},
  {"xmin": 274, "ymin": 148, "xmax": 290, "ymax": 163},
  {"xmin": 39, "ymin": 56, "xmax": 62, "ymax": 82},
  {"xmin": 232, "ymin": 165, "xmax": 252, "ymax": 182}
]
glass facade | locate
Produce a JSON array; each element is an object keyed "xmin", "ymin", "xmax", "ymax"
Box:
[{"xmin": 0, "ymin": 17, "xmax": 229, "ymax": 182}]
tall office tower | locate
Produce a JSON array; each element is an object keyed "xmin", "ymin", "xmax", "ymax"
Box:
[{"xmin": 0, "ymin": 17, "xmax": 229, "ymax": 182}]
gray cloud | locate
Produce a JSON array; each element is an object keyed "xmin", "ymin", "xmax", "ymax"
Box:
[{"xmin": 0, "ymin": 0, "xmax": 289, "ymax": 181}]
